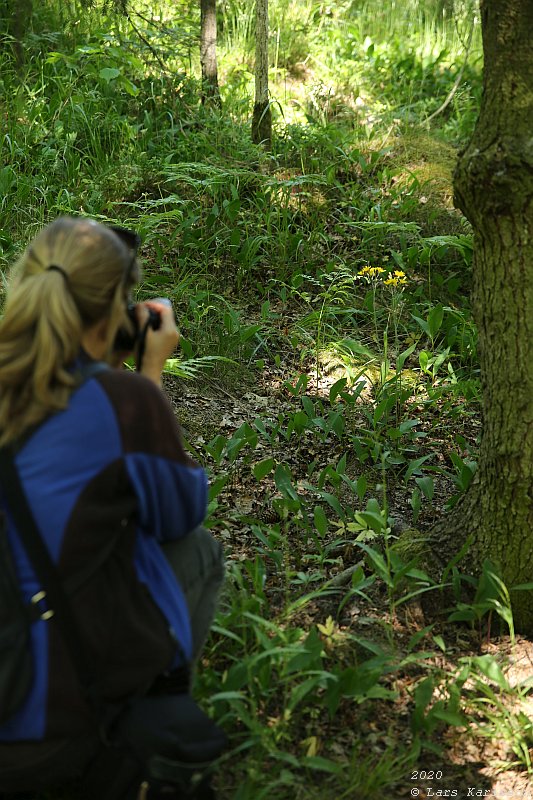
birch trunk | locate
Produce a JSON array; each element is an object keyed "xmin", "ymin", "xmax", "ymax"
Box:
[
  {"xmin": 200, "ymin": 0, "xmax": 221, "ymax": 107},
  {"xmin": 251, "ymin": 0, "xmax": 271, "ymax": 148}
]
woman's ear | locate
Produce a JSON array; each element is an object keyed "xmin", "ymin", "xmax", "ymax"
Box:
[
  {"xmin": 95, "ymin": 316, "xmax": 110, "ymax": 342},
  {"xmin": 80, "ymin": 317, "xmax": 111, "ymax": 360}
]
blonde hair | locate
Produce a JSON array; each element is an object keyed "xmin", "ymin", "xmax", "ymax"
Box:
[{"xmin": 0, "ymin": 216, "xmax": 140, "ymax": 446}]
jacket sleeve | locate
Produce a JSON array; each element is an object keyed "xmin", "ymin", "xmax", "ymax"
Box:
[{"xmin": 97, "ymin": 370, "xmax": 208, "ymax": 541}]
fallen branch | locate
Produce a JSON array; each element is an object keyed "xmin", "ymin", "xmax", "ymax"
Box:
[{"xmin": 326, "ymin": 561, "xmax": 365, "ymax": 588}]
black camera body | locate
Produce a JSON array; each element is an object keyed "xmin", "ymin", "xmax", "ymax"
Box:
[{"xmin": 114, "ymin": 303, "xmax": 161, "ymax": 351}]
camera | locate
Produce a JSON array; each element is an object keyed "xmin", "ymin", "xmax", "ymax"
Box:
[{"xmin": 114, "ymin": 303, "xmax": 162, "ymax": 351}]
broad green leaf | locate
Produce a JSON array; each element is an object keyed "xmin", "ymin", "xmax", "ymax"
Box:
[
  {"xmin": 471, "ymin": 655, "xmax": 510, "ymax": 690},
  {"xmin": 288, "ymin": 676, "xmax": 327, "ymax": 711},
  {"xmin": 302, "ymin": 396, "xmax": 315, "ymax": 417},
  {"xmin": 356, "ymin": 474, "xmax": 367, "ymax": 501},
  {"xmin": 336, "ymin": 453, "xmax": 347, "ymax": 475},
  {"xmin": 396, "ymin": 343, "xmax": 416, "ymax": 371},
  {"xmin": 313, "ymin": 505, "xmax": 328, "ymax": 537},
  {"xmin": 405, "ymin": 454, "xmax": 432, "ymax": 481},
  {"xmin": 274, "ymin": 464, "xmax": 299, "ymax": 501},
  {"xmin": 413, "ymin": 315, "xmax": 430, "ymax": 338},
  {"xmin": 415, "ymin": 475, "xmax": 434, "ymax": 500},
  {"xmin": 448, "ymin": 607, "xmax": 476, "ymax": 622},
  {"xmin": 253, "ymin": 457, "xmax": 275, "ymax": 481},
  {"xmin": 419, "ymin": 349, "xmax": 429, "ymax": 371},
  {"xmin": 329, "ymin": 377, "xmax": 347, "ymax": 403},
  {"xmin": 412, "ymin": 676, "xmax": 435, "ymax": 730},
  {"xmin": 354, "ymin": 511, "xmax": 386, "ymax": 534},
  {"xmin": 399, "ymin": 417, "xmax": 420, "ymax": 434},
  {"xmin": 118, "ymin": 76, "xmax": 139, "ymax": 96},
  {"xmin": 210, "ymin": 690, "xmax": 247, "ymax": 702},
  {"xmin": 427, "ymin": 304, "xmax": 444, "ymax": 339},
  {"xmin": 357, "ymin": 543, "xmax": 392, "ymax": 586},
  {"xmin": 301, "ymin": 756, "xmax": 342, "ymax": 775},
  {"xmin": 430, "ymin": 708, "xmax": 468, "ymax": 727},
  {"xmin": 208, "ymin": 475, "xmax": 228, "ymax": 501},
  {"xmin": 99, "ymin": 67, "xmax": 120, "ymax": 82},
  {"xmin": 223, "ymin": 197, "xmax": 241, "ymax": 223}
]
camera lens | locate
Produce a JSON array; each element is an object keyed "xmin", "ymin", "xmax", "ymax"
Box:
[{"xmin": 113, "ymin": 303, "xmax": 163, "ymax": 352}]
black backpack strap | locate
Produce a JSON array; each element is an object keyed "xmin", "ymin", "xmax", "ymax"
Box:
[{"xmin": 0, "ymin": 446, "xmax": 97, "ymax": 699}]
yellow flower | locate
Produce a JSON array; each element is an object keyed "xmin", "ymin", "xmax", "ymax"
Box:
[
  {"xmin": 358, "ymin": 266, "xmax": 407, "ymax": 286},
  {"xmin": 358, "ymin": 266, "xmax": 386, "ymax": 280},
  {"xmin": 384, "ymin": 273, "xmax": 408, "ymax": 287}
]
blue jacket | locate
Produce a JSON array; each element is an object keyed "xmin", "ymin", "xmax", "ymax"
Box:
[{"xmin": 0, "ymin": 364, "xmax": 207, "ymax": 741}]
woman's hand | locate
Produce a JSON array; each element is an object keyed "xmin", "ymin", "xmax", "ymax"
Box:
[{"xmin": 136, "ymin": 299, "xmax": 180, "ymax": 386}]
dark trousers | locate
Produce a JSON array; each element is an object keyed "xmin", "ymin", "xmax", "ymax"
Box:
[{"xmin": 161, "ymin": 526, "xmax": 225, "ymax": 666}]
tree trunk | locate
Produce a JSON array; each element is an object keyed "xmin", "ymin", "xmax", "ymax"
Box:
[
  {"xmin": 435, "ymin": 0, "xmax": 533, "ymax": 631},
  {"xmin": 200, "ymin": 0, "xmax": 221, "ymax": 107},
  {"xmin": 0, "ymin": 0, "xmax": 32, "ymax": 68},
  {"xmin": 251, "ymin": 0, "xmax": 272, "ymax": 148}
]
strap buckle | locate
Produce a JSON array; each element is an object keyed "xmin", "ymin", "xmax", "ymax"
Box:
[{"xmin": 31, "ymin": 590, "xmax": 55, "ymax": 621}]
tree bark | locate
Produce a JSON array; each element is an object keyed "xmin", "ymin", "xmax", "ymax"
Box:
[
  {"xmin": 434, "ymin": 0, "xmax": 533, "ymax": 631},
  {"xmin": 251, "ymin": 0, "xmax": 272, "ymax": 148},
  {"xmin": 200, "ymin": 0, "xmax": 221, "ymax": 107}
]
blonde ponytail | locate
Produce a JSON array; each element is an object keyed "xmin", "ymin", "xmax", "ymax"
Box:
[{"xmin": 0, "ymin": 217, "xmax": 140, "ymax": 446}]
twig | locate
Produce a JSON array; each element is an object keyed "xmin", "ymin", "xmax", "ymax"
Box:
[
  {"xmin": 126, "ymin": 13, "xmax": 168, "ymax": 72},
  {"xmin": 133, "ymin": 9, "xmax": 196, "ymax": 43},
  {"xmin": 201, "ymin": 375, "xmax": 240, "ymax": 401}
]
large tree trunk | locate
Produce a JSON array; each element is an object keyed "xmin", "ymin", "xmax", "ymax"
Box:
[
  {"xmin": 436, "ymin": 0, "xmax": 533, "ymax": 631},
  {"xmin": 251, "ymin": 0, "xmax": 271, "ymax": 148},
  {"xmin": 200, "ymin": 0, "xmax": 221, "ymax": 107}
]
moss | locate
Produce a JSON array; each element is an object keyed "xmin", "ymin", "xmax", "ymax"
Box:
[{"xmin": 388, "ymin": 129, "xmax": 468, "ymax": 237}]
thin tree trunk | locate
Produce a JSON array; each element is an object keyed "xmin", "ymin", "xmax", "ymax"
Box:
[
  {"xmin": 251, "ymin": 0, "xmax": 271, "ymax": 148},
  {"xmin": 433, "ymin": 0, "xmax": 533, "ymax": 632},
  {"xmin": 1, "ymin": 0, "xmax": 32, "ymax": 68},
  {"xmin": 200, "ymin": 0, "xmax": 221, "ymax": 107}
]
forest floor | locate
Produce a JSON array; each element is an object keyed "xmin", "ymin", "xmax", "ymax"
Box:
[
  {"xmin": 146, "ymin": 118, "xmax": 533, "ymax": 800},
  {"xmin": 162, "ymin": 347, "xmax": 533, "ymax": 799}
]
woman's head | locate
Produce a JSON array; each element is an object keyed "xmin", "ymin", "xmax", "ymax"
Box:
[{"xmin": 0, "ymin": 216, "xmax": 141, "ymax": 445}]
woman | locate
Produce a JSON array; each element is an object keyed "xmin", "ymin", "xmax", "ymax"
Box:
[{"xmin": 0, "ymin": 217, "xmax": 224, "ymax": 797}]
